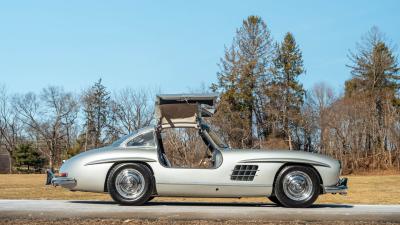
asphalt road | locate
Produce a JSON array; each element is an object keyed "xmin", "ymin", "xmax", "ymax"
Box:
[{"xmin": 0, "ymin": 200, "xmax": 400, "ymax": 222}]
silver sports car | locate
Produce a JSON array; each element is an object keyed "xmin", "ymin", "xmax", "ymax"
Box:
[{"xmin": 47, "ymin": 94, "xmax": 348, "ymax": 208}]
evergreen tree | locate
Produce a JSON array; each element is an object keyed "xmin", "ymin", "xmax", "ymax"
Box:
[
  {"xmin": 211, "ymin": 15, "xmax": 273, "ymax": 148},
  {"xmin": 82, "ymin": 79, "xmax": 111, "ymax": 150},
  {"xmin": 345, "ymin": 27, "xmax": 399, "ymax": 153},
  {"xmin": 270, "ymin": 32, "xmax": 305, "ymax": 150},
  {"xmin": 346, "ymin": 27, "xmax": 399, "ymax": 102},
  {"xmin": 14, "ymin": 144, "xmax": 45, "ymax": 172}
]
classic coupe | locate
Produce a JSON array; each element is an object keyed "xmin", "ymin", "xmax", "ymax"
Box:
[{"xmin": 47, "ymin": 94, "xmax": 347, "ymax": 208}]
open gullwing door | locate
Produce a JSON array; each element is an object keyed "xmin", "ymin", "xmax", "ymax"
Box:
[{"xmin": 155, "ymin": 94, "xmax": 217, "ymax": 128}]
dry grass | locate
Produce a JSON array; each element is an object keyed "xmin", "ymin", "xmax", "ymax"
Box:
[
  {"xmin": 317, "ymin": 174, "xmax": 400, "ymax": 204},
  {"xmin": 0, "ymin": 174, "xmax": 399, "ymax": 204},
  {"xmin": 0, "ymin": 174, "xmax": 110, "ymax": 200}
]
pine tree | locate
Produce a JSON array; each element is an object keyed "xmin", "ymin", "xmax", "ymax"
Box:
[
  {"xmin": 14, "ymin": 144, "xmax": 45, "ymax": 172},
  {"xmin": 346, "ymin": 27, "xmax": 399, "ymax": 101},
  {"xmin": 270, "ymin": 32, "xmax": 305, "ymax": 150},
  {"xmin": 345, "ymin": 27, "xmax": 399, "ymax": 153},
  {"xmin": 211, "ymin": 15, "xmax": 273, "ymax": 148},
  {"xmin": 82, "ymin": 79, "xmax": 111, "ymax": 150}
]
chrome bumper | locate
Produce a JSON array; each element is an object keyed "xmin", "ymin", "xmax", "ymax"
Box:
[
  {"xmin": 324, "ymin": 177, "xmax": 348, "ymax": 195},
  {"xmin": 45, "ymin": 169, "xmax": 77, "ymax": 189}
]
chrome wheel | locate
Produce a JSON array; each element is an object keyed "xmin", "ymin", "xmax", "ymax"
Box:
[
  {"xmin": 282, "ymin": 171, "xmax": 313, "ymax": 201},
  {"xmin": 115, "ymin": 168, "xmax": 145, "ymax": 200}
]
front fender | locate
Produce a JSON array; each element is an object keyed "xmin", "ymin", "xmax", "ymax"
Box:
[{"xmin": 229, "ymin": 149, "xmax": 341, "ymax": 186}]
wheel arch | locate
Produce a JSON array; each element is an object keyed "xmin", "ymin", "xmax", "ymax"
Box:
[
  {"xmin": 103, "ymin": 161, "xmax": 156, "ymax": 194},
  {"xmin": 271, "ymin": 162, "xmax": 324, "ymax": 196}
]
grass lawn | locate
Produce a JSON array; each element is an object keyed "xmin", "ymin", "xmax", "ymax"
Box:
[{"xmin": 0, "ymin": 174, "xmax": 399, "ymax": 204}]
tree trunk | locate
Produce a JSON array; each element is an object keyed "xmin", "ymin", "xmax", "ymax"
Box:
[
  {"xmin": 84, "ymin": 128, "xmax": 88, "ymax": 151},
  {"xmin": 49, "ymin": 151, "xmax": 53, "ymax": 171},
  {"xmin": 247, "ymin": 109, "xmax": 253, "ymax": 147},
  {"xmin": 288, "ymin": 133, "xmax": 293, "ymax": 150},
  {"xmin": 8, "ymin": 151, "xmax": 12, "ymax": 174}
]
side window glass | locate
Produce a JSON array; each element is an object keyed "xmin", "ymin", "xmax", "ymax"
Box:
[{"xmin": 127, "ymin": 132, "xmax": 155, "ymax": 147}]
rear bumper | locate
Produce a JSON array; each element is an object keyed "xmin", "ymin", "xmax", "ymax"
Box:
[
  {"xmin": 45, "ymin": 169, "xmax": 77, "ymax": 189},
  {"xmin": 323, "ymin": 177, "xmax": 348, "ymax": 195}
]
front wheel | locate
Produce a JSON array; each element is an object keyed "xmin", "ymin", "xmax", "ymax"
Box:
[
  {"xmin": 274, "ymin": 165, "xmax": 320, "ymax": 208},
  {"xmin": 107, "ymin": 163, "xmax": 154, "ymax": 205}
]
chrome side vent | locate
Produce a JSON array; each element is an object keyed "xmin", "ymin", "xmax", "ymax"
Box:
[{"xmin": 231, "ymin": 165, "xmax": 258, "ymax": 181}]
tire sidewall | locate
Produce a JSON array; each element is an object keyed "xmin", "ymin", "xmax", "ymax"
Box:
[
  {"xmin": 274, "ymin": 165, "xmax": 320, "ymax": 208},
  {"xmin": 268, "ymin": 196, "xmax": 282, "ymax": 206},
  {"xmin": 107, "ymin": 163, "xmax": 153, "ymax": 205}
]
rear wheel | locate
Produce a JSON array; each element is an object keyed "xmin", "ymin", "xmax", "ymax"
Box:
[
  {"xmin": 274, "ymin": 165, "xmax": 320, "ymax": 208},
  {"xmin": 107, "ymin": 163, "xmax": 154, "ymax": 205}
]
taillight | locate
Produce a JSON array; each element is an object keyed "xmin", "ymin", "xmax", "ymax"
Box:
[{"xmin": 59, "ymin": 172, "xmax": 68, "ymax": 177}]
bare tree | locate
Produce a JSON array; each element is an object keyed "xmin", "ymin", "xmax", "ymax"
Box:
[
  {"xmin": 111, "ymin": 88, "xmax": 154, "ymax": 135},
  {"xmin": 162, "ymin": 128, "xmax": 212, "ymax": 168},
  {"xmin": 0, "ymin": 86, "xmax": 22, "ymax": 173},
  {"xmin": 14, "ymin": 87, "xmax": 78, "ymax": 170},
  {"xmin": 302, "ymin": 83, "xmax": 336, "ymax": 152}
]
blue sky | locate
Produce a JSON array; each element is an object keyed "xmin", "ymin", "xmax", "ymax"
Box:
[{"xmin": 0, "ymin": 1, "xmax": 399, "ymax": 95}]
